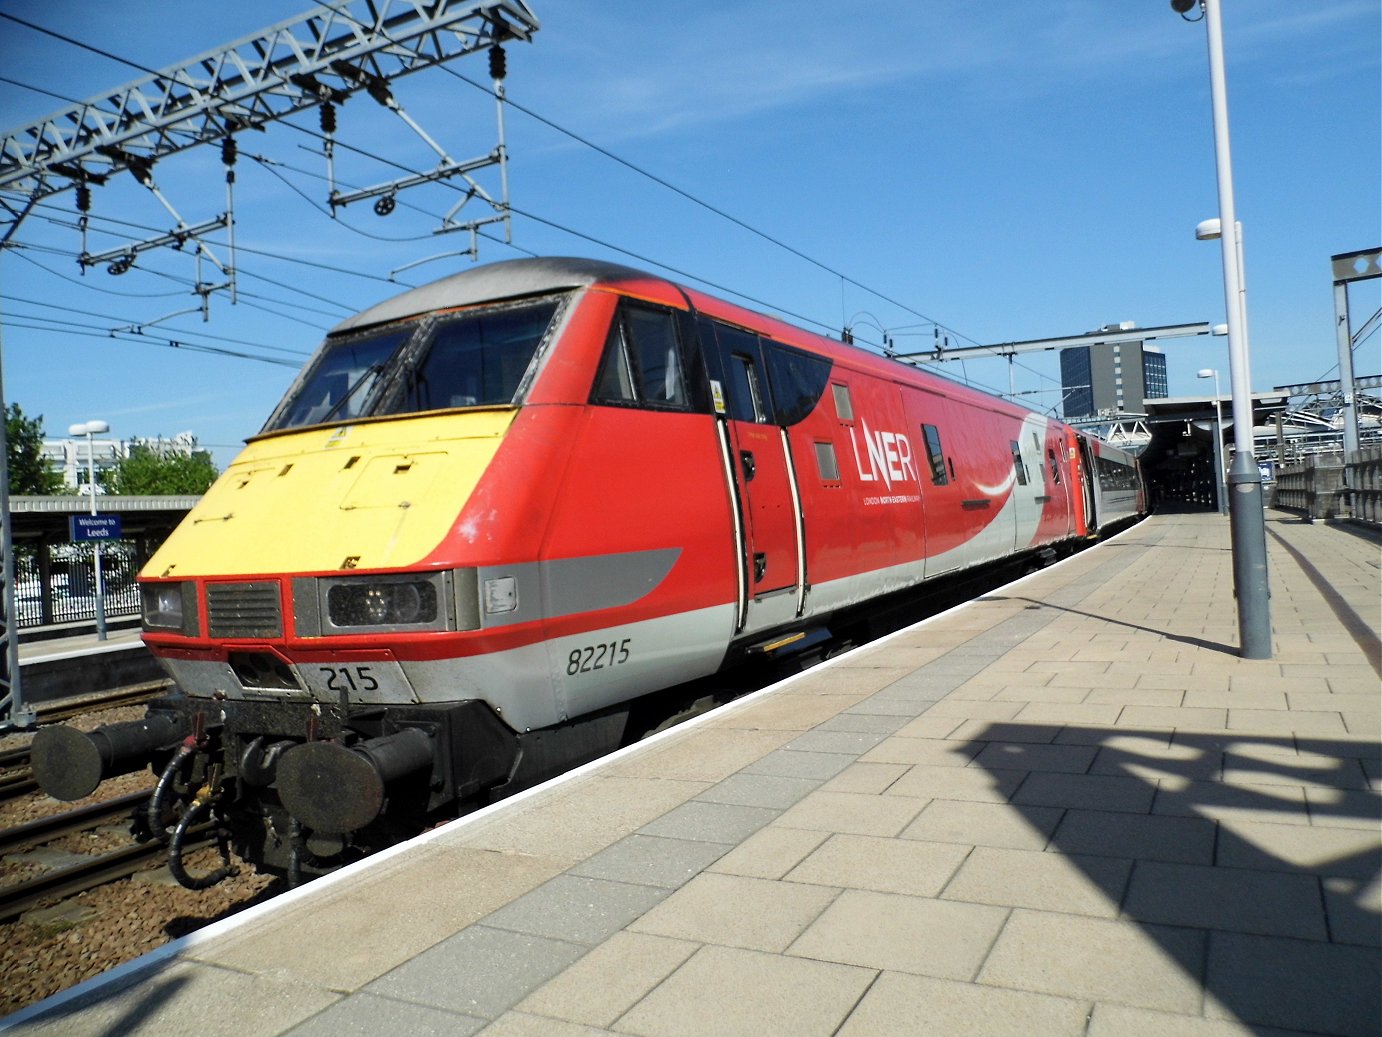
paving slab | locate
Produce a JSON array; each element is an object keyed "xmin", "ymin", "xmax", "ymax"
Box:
[
  {"xmin": 942, "ymin": 845, "xmax": 1131, "ymax": 918},
  {"xmin": 836, "ymin": 972, "xmax": 1091, "ymax": 1037},
  {"xmin": 8, "ymin": 960, "xmax": 341, "ymax": 1037},
  {"xmin": 783, "ymin": 832, "xmax": 970, "ymax": 896},
  {"xmin": 978, "ymin": 910, "xmax": 1207, "ymax": 1013},
  {"xmin": 787, "ymin": 888, "xmax": 1009, "ymax": 979},
  {"xmin": 626, "ymin": 871, "xmax": 837, "ymax": 952},
  {"xmin": 1203, "ymin": 931, "xmax": 1381, "ymax": 1037},
  {"xmin": 287, "ymin": 994, "xmax": 488, "ymax": 1037},
  {"xmin": 899, "ymin": 797, "xmax": 1062, "ymax": 849},
  {"xmin": 610, "ymin": 944, "xmax": 873, "ymax": 1037},
  {"xmin": 1121, "ymin": 860, "xmax": 1328, "ymax": 940},
  {"xmin": 1048, "ymin": 809, "xmax": 1217, "ymax": 865},
  {"xmin": 8, "ymin": 511, "xmax": 1379, "ymax": 1037},
  {"xmin": 514, "ymin": 932, "xmax": 698, "ymax": 1029}
]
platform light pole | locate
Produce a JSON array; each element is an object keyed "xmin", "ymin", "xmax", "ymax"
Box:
[
  {"xmin": 69, "ymin": 420, "xmax": 110, "ymax": 641},
  {"xmin": 1197, "ymin": 369, "xmax": 1227, "ymax": 515},
  {"xmin": 1171, "ymin": 0, "xmax": 1272, "ymax": 658}
]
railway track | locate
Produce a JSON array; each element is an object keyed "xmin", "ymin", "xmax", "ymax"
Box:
[
  {"xmin": 0, "ymin": 792, "xmax": 213, "ymax": 922},
  {"xmin": 0, "ymin": 747, "xmax": 36, "ymax": 800},
  {"xmin": 34, "ymin": 678, "xmax": 173, "ymax": 725},
  {"xmin": 0, "ymin": 835, "xmax": 204, "ymax": 923},
  {"xmin": 0, "ymin": 790, "xmax": 150, "ymax": 857}
]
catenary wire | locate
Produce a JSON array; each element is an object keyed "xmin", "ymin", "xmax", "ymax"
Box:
[
  {"xmin": 0, "ymin": 13, "xmax": 163, "ymax": 78},
  {"xmin": 1, "ymin": 295, "xmax": 314, "ymax": 357},
  {"xmin": 441, "ymin": 66, "xmax": 983, "ymax": 348},
  {"xmin": 2, "ymin": 319, "xmax": 302, "ymax": 368}
]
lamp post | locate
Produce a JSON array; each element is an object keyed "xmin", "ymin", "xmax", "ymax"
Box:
[
  {"xmin": 1197, "ymin": 369, "xmax": 1227, "ymax": 515},
  {"xmin": 68, "ymin": 420, "xmax": 110, "ymax": 641},
  {"xmin": 1172, "ymin": 0, "xmax": 1272, "ymax": 658}
]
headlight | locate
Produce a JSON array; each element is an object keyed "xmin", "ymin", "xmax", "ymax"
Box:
[
  {"xmin": 327, "ymin": 580, "xmax": 439, "ymax": 627},
  {"xmin": 140, "ymin": 581, "xmax": 200, "ymax": 636},
  {"xmin": 292, "ymin": 570, "xmax": 482, "ymax": 636},
  {"xmin": 295, "ymin": 572, "xmax": 454, "ymax": 635}
]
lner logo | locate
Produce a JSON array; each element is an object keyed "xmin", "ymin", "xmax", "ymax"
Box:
[{"xmin": 849, "ymin": 417, "xmax": 918, "ymax": 490}]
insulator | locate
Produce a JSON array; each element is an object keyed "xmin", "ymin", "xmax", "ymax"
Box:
[
  {"xmin": 374, "ymin": 195, "xmax": 396, "ymax": 217},
  {"xmin": 364, "ymin": 77, "xmax": 393, "ymax": 108},
  {"xmin": 321, "ymin": 102, "xmax": 337, "ymax": 135},
  {"xmin": 489, "ymin": 44, "xmax": 506, "ymax": 81},
  {"xmin": 75, "ymin": 184, "xmax": 91, "ymax": 212},
  {"xmin": 221, "ymin": 136, "xmax": 237, "ymax": 167},
  {"xmin": 126, "ymin": 156, "xmax": 155, "ymax": 187},
  {"xmin": 108, "ymin": 258, "xmax": 132, "ymax": 276}
]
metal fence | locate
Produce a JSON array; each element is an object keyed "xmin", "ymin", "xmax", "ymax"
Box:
[{"xmin": 13, "ymin": 539, "xmax": 142, "ymax": 628}]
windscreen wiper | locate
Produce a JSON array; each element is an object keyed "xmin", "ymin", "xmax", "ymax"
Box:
[{"xmin": 320, "ymin": 364, "xmax": 383, "ymax": 424}]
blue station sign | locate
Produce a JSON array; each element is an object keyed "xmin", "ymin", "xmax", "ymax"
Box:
[{"xmin": 70, "ymin": 514, "xmax": 124, "ymax": 541}]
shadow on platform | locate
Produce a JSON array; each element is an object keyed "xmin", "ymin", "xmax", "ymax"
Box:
[
  {"xmin": 992, "ymin": 595, "xmax": 1238, "ymax": 656},
  {"xmin": 966, "ymin": 723, "xmax": 1381, "ymax": 1037}
]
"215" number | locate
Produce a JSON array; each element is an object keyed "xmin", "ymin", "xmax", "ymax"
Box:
[{"xmin": 319, "ymin": 665, "xmax": 379, "ymax": 693}]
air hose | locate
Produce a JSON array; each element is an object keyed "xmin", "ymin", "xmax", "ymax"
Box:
[
  {"xmin": 147, "ymin": 741, "xmax": 197, "ymax": 841},
  {"xmin": 167, "ymin": 784, "xmax": 237, "ymax": 890}
]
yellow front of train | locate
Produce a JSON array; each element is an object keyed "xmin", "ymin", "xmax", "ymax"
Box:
[{"xmin": 144, "ymin": 412, "xmax": 514, "ymax": 581}]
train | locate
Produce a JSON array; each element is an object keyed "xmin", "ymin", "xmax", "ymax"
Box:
[{"xmin": 31, "ymin": 257, "xmax": 1145, "ymax": 885}]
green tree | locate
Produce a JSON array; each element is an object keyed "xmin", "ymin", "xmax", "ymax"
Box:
[
  {"xmin": 107, "ymin": 441, "xmax": 219, "ymax": 495},
  {"xmin": 5, "ymin": 404, "xmax": 63, "ymax": 495}
]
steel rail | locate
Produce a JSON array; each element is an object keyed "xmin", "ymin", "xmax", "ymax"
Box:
[
  {"xmin": 0, "ymin": 823, "xmax": 212, "ymax": 921},
  {"xmin": 33, "ymin": 678, "xmax": 173, "ymax": 724},
  {"xmin": 0, "ymin": 789, "xmax": 149, "ymax": 856}
]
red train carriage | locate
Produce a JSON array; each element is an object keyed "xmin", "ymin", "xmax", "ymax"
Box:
[{"xmin": 33, "ymin": 258, "xmax": 1143, "ymax": 882}]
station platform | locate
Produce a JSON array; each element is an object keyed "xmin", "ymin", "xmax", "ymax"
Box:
[
  {"xmin": 13, "ymin": 627, "xmax": 161, "ymax": 711},
  {"xmin": 5, "ymin": 510, "xmax": 1379, "ymax": 1037},
  {"xmin": 17, "ymin": 627, "xmax": 144, "ymax": 665}
]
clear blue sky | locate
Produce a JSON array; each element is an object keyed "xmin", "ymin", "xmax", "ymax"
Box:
[{"xmin": 1, "ymin": 1, "xmax": 1378, "ymax": 467}]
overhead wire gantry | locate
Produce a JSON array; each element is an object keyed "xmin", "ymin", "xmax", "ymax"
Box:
[{"xmin": 1, "ymin": 0, "xmax": 540, "ymax": 255}]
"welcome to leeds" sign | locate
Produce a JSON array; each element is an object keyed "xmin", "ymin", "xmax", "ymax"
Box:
[{"xmin": 69, "ymin": 514, "xmax": 124, "ymax": 541}]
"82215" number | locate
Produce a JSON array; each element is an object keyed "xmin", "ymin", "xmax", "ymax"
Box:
[{"xmin": 567, "ymin": 638, "xmax": 632, "ymax": 676}]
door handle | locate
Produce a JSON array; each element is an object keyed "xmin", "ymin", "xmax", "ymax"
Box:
[{"xmin": 740, "ymin": 451, "xmax": 756, "ymax": 481}]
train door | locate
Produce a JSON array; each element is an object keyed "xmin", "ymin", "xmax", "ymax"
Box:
[
  {"xmin": 1045, "ymin": 426, "xmax": 1075, "ymax": 537},
  {"xmin": 699, "ymin": 319, "xmax": 803, "ymax": 634},
  {"xmin": 1021, "ymin": 425, "xmax": 1064, "ymax": 545},
  {"xmin": 909, "ymin": 392, "xmax": 968, "ymax": 578},
  {"xmin": 1076, "ymin": 434, "xmax": 1099, "ymax": 533}
]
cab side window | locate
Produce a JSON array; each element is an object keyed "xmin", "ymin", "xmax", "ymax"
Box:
[
  {"xmin": 729, "ymin": 354, "xmax": 768, "ymax": 423},
  {"xmin": 921, "ymin": 424, "xmax": 948, "ymax": 485},
  {"xmin": 708, "ymin": 323, "xmax": 770, "ymax": 424},
  {"xmin": 1010, "ymin": 441, "xmax": 1029, "ymax": 486},
  {"xmin": 764, "ymin": 344, "xmax": 831, "ymax": 426},
  {"xmin": 593, "ymin": 303, "xmax": 690, "ymax": 410}
]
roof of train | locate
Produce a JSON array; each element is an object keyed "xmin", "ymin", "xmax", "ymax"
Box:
[{"xmin": 331, "ymin": 257, "xmax": 649, "ymax": 333}]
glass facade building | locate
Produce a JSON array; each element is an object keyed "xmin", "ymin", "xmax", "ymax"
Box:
[{"xmin": 1060, "ymin": 342, "xmax": 1168, "ymax": 419}]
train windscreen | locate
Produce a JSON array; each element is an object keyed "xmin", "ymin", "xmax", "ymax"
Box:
[
  {"xmin": 262, "ymin": 297, "xmax": 563, "ymax": 432},
  {"xmin": 264, "ymin": 328, "xmax": 409, "ymax": 431},
  {"xmin": 393, "ymin": 298, "xmax": 561, "ymax": 413}
]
